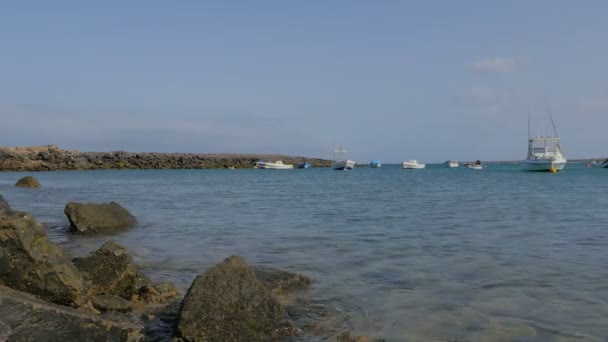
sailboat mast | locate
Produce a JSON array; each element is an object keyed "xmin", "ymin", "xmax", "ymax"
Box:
[
  {"xmin": 546, "ymin": 104, "xmax": 559, "ymax": 138},
  {"xmin": 527, "ymin": 111, "xmax": 531, "ymax": 140}
]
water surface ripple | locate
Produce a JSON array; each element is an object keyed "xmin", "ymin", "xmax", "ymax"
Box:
[{"xmin": 1, "ymin": 164, "xmax": 606, "ymax": 340}]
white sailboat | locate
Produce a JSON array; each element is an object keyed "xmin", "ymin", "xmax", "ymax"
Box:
[
  {"xmin": 402, "ymin": 160, "xmax": 425, "ymax": 169},
  {"xmin": 523, "ymin": 109, "xmax": 567, "ymax": 172},
  {"xmin": 332, "ymin": 146, "xmax": 355, "ymax": 170}
]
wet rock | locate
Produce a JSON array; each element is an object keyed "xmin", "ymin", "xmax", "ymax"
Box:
[
  {"xmin": 90, "ymin": 294, "xmax": 133, "ymax": 313},
  {"xmin": 14, "ymin": 175, "xmax": 41, "ymax": 188},
  {"xmin": 0, "ymin": 210, "xmax": 84, "ymax": 306},
  {"xmin": 0, "ymin": 285, "xmax": 143, "ymax": 341},
  {"xmin": 175, "ymin": 255, "xmax": 295, "ymax": 342},
  {"xmin": 0, "ymin": 195, "xmax": 10, "ymax": 212},
  {"xmin": 73, "ymin": 241, "xmax": 138, "ymax": 299},
  {"xmin": 253, "ymin": 266, "xmax": 311, "ymax": 295},
  {"xmin": 132, "ymin": 281, "xmax": 179, "ymax": 305},
  {"xmin": 334, "ymin": 332, "xmax": 384, "ymax": 342},
  {"xmin": 64, "ymin": 202, "xmax": 137, "ymax": 233}
]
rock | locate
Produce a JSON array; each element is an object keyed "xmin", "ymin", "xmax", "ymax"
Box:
[
  {"xmin": 0, "ymin": 195, "xmax": 10, "ymax": 212},
  {"xmin": 253, "ymin": 266, "xmax": 311, "ymax": 295},
  {"xmin": 90, "ymin": 294, "xmax": 133, "ymax": 313},
  {"xmin": 0, "ymin": 210, "xmax": 84, "ymax": 306},
  {"xmin": 73, "ymin": 241, "xmax": 138, "ymax": 299},
  {"xmin": 334, "ymin": 332, "xmax": 383, "ymax": 342},
  {"xmin": 175, "ymin": 256, "xmax": 295, "ymax": 342},
  {"xmin": 64, "ymin": 202, "xmax": 137, "ymax": 233},
  {"xmin": 0, "ymin": 285, "xmax": 143, "ymax": 341},
  {"xmin": 132, "ymin": 281, "xmax": 179, "ymax": 305},
  {"xmin": 14, "ymin": 175, "xmax": 41, "ymax": 188}
]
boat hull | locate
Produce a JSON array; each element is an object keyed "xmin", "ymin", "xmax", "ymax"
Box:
[
  {"xmin": 333, "ymin": 160, "xmax": 355, "ymax": 170},
  {"xmin": 402, "ymin": 164, "xmax": 425, "ymax": 169},
  {"xmin": 523, "ymin": 160, "xmax": 566, "ymax": 171},
  {"xmin": 444, "ymin": 161, "xmax": 459, "ymax": 168}
]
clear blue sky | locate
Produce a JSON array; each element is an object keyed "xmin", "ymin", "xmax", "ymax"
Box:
[{"xmin": 1, "ymin": 1, "xmax": 606, "ymax": 162}]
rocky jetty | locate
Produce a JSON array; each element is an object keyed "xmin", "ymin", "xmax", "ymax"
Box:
[
  {"xmin": 14, "ymin": 175, "xmax": 41, "ymax": 188},
  {"xmin": 0, "ymin": 145, "xmax": 332, "ymax": 171},
  {"xmin": 65, "ymin": 202, "xmax": 137, "ymax": 233}
]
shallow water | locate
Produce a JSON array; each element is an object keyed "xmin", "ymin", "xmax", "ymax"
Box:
[{"xmin": 1, "ymin": 164, "xmax": 607, "ymax": 341}]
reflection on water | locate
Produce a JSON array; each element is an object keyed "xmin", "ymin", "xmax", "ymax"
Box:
[{"xmin": 1, "ymin": 164, "xmax": 607, "ymax": 340}]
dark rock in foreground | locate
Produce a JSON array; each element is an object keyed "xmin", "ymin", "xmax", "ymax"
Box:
[
  {"xmin": 74, "ymin": 241, "xmax": 179, "ymax": 306},
  {"xmin": 65, "ymin": 202, "xmax": 137, "ymax": 233},
  {"xmin": 175, "ymin": 255, "xmax": 295, "ymax": 342},
  {"xmin": 14, "ymin": 175, "xmax": 41, "ymax": 188},
  {"xmin": 73, "ymin": 241, "xmax": 139, "ymax": 299},
  {"xmin": 0, "ymin": 145, "xmax": 333, "ymax": 171},
  {"xmin": 0, "ymin": 285, "xmax": 143, "ymax": 341},
  {"xmin": 0, "ymin": 210, "xmax": 84, "ymax": 306},
  {"xmin": 334, "ymin": 332, "xmax": 384, "ymax": 342},
  {"xmin": 0, "ymin": 195, "xmax": 10, "ymax": 212}
]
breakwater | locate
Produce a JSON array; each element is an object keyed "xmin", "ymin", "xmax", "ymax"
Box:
[{"xmin": 0, "ymin": 145, "xmax": 332, "ymax": 171}]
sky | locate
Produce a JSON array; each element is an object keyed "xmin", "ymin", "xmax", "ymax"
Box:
[{"xmin": 1, "ymin": 1, "xmax": 607, "ymax": 163}]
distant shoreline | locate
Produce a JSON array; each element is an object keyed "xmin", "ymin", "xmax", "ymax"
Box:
[{"xmin": 0, "ymin": 145, "xmax": 332, "ymax": 171}]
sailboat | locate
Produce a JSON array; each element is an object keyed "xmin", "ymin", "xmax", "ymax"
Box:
[
  {"xmin": 332, "ymin": 146, "xmax": 355, "ymax": 170},
  {"xmin": 523, "ymin": 108, "xmax": 567, "ymax": 172}
]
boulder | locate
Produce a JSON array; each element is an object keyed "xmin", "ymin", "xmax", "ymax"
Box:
[
  {"xmin": 334, "ymin": 332, "xmax": 383, "ymax": 342},
  {"xmin": 64, "ymin": 202, "xmax": 137, "ymax": 233},
  {"xmin": 14, "ymin": 175, "xmax": 41, "ymax": 188},
  {"xmin": 0, "ymin": 195, "xmax": 10, "ymax": 212},
  {"xmin": 174, "ymin": 256, "xmax": 295, "ymax": 342},
  {"xmin": 253, "ymin": 266, "xmax": 311, "ymax": 295},
  {"xmin": 73, "ymin": 241, "xmax": 138, "ymax": 299},
  {"xmin": 74, "ymin": 242, "xmax": 179, "ymax": 306},
  {"xmin": 0, "ymin": 285, "xmax": 143, "ymax": 341},
  {"xmin": 90, "ymin": 294, "xmax": 133, "ymax": 313},
  {"xmin": 0, "ymin": 210, "xmax": 84, "ymax": 306}
]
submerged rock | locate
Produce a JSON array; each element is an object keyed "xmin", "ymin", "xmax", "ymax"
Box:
[
  {"xmin": 253, "ymin": 266, "xmax": 311, "ymax": 295},
  {"xmin": 175, "ymin": 255, "xmax": 295, "ymax": 342},
  {"xmin": 14, "ymin": 175, "xmax": 41, "ymax": 188},
  {"xmin": 64, "ymin": 202, "xmax": 137, "ymax": 233},
  {"xmin": 0, "ymin": 194, "xmax": 10, "ymax": 212},
  {"xmin": 0, "ymin": 285, "xmax": 143, "ymax": 341},
  {"xmin": 0, "ymin": 210, "xmax": 84, "ymax": 306}
]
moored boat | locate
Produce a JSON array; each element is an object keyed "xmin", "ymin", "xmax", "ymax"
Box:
[
  {"xmin": 466, "ymin": 161, "xmax": 483, "ymax": 170},
  {"xmin": 402, "ymin": 160, "xmax": 425, "ymax": 169},
  {"xmin": 444, "ymin": 160, "xmax": 459, "ymax": 168},
  {"xmin": 369, "ymin": 160, "xmax": 382, "ymax": 168},
  {"xmin": 332, "ymin": 146, "xmax": 355, "ymax": 170},
  {"xmin": 254, "ymin": 160, "xmax": 294, "ymax": 169},
  {"xmin": 297, "ymin": 162, "xmax": 311, "ymax": 169},
  {"xmin": 523, "ymin": 110, "xmax": 566, "ymax": 172}
]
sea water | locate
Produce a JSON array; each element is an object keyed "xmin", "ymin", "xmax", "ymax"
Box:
[{"xmin": 1, "ymin": 164, "xmax": 607, "ymax": 340}]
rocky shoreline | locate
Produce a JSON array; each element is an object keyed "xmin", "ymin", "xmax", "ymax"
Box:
[
  {"xmin": 0, "ymin": 145, "xmax": 332, "ymax": 171},
  {"xmin": 0, "ymin": 177, "xmax": 379, "ymax": 342}
]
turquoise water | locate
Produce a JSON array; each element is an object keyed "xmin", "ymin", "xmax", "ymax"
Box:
[{"xmin": 1, "ymin": 164, "xmax": 607, "ymax": 341}]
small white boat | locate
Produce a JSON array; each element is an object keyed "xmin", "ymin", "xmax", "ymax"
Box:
[
  {"xmin": 523, "ymin": 110, "xmax": 566, "ymax": 172},
  {"xmin": 402, "ymin": 160, "xmax": 425, "ymax": 169},
  {"xmin": 332, "ymin": 146, "xmax": 355, "ymax": 170},
  {"xmin": 254, "ymin": 160, "xmax": 294, "ymax": 169},
  {"xmin": 444, "ymin": 160, "xmax": 459, "ymax": 168},
  {"xmin": 592, "ymin": 159, "xmax": 608, "ymax": 168},
  {"xmin": 466, "ymin": 163, "xmax": 483, "ymax": 170}
]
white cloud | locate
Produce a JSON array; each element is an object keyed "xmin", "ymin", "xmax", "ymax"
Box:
[{"xmin": 472, "ymin": 57, "xmax": 525, "ymax": 73}]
